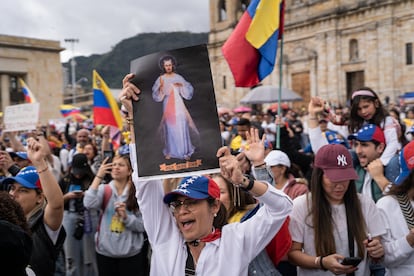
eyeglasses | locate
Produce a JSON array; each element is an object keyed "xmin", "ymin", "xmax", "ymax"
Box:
[{"xmin": 169, "ymin": 198, "xmax": 201, "ymax": 214}]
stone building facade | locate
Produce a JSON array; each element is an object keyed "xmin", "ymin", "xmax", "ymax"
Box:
[
  {"xmin": 208, "ymin": 0, "xmax": 414, "ymax": 110},
  {"xmin": 0, "ymin": 35, "xmax": 64, "ymax": 122}
]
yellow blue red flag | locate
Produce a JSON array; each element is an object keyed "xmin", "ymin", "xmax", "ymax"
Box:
[
  {"xmin": 92, "ymin": 70, "xmax": 122, "ymax": 129},
  {"xmin": 60, "ymin": 104, "xmax": 81, "ymax": 117},
  {"xmin": 18, "ymin": 78, "xmax": 37, "ymax": 103},
  {"xmin": 60, "ymin": 104, "xmax": 87, "ymax": 122},
  {"xmin": 222, "ymin": 0, "xmax": 284, "ymax": 87}
]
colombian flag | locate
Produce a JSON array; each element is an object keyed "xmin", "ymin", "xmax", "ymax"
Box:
[
  {"xmin": 18, "ymin": 78, "xmax": 37, "ymax": 103},
  {"xmin": 92, "ymin": 70, "xmax": 122, "ymax": 130},
  {"xmin": 222, "ymin": 0, "xmax": 284, "ymax": 87}
]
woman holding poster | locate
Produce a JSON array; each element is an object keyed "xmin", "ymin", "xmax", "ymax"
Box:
[
  {"xmin": 152, "ymin": 55, "xmax": 200, "ymax": 161},
  {"xmin": 120, "ymin": 73, "xmax": 292, "ymax": 275}
]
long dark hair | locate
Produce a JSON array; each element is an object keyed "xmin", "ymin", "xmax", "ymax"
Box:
[
  {"xmin": 213, "ymin": 174, "xmax": 256, "ymax": 220},
  {"xmin": 206, "ymin": 197, "xmax": 228, "ymax": 230},
  {"xmin": 349, "ymin": 87, "xmax": 388, "ymax": 133},
  {"xmin": 114, "ymin": 154, "xmax": 139, "ymax": 212},
  {"xmin": 284, "ymin": 162, "xmax": 305, "ymax": 179},
  {"xmin": 308, "ymin": 168, "xmax": 366, "ymax": 258}
]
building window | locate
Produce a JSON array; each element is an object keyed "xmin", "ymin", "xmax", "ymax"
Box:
[
  {"xmin": 349, "ymin": 39, "xmax": 358, "ymax": 61},
  {"xmin": 10, "ymin": 76, "xmax": 24, "ymax": 104},
  {"xmin": 223, "ymin": 75, "xmax": 227, "ymax": 90},
  {"xmin": 406, "ymin": 43, "xmax": 413, "ymax": 65},
  {"xmin": 218, "ymin": 0, "xmax": 227, "ymax": 22}
]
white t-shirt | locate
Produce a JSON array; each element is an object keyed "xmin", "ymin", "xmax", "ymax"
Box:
[
  {"xmin": 289, "ymin": 193, "xmax": 386, "ymax": 276},
  {"xmin": 261, "ymin": 121, "xmax": 276, "ymax": 143},
  {"xmin": 376, "ymin": 195, "xmax": 414, "ymax": 275}
]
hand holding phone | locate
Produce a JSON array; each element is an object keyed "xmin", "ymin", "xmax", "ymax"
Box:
[
  {"xmin": 367, "ymin": 233, "xmax": 381, "ymax": 262},
  {"xmin": 341, "ymin": 257, "xmax": 362, "ymax": 267},
  {"xmin": 103, "ymin": 150, "xmax": 114, "ymax": 163}
]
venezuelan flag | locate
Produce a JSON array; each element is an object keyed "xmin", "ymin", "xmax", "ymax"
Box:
[
  {"xmin": 60, "ymin": 104, "xmax": 87, "ymax": 122},
  {"xmin": 60, "ymin": 104, "xmax": 81, "ymax": 117},
  {"xmin": 92, "ymin": 70, "xmax": 122, "ymax": 130},
  {"xmin": 18, "ymin": 78, "xmax": 37, "ymax": 103},
  {"xmin": 222, "ymin": 0, "xmax": 284, "ymax": 87}
]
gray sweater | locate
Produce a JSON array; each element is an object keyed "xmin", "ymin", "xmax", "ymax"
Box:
[{"xmin": 83, "ymin": 181, "xmax": 146, "ymax": 257}]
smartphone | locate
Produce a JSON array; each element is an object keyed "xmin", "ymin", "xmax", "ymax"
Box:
[
  {"xmin": 341, "ymin": 257, "xmax": 362, "ymax": 266},
  {"xmin": 103, "ymin": 150, "xmax": 114, "ymax": 163}
]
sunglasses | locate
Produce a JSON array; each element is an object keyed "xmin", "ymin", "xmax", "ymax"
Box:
[{"xmin": 168, "ymin": 198, "xmax": 201, "ymax": 214}]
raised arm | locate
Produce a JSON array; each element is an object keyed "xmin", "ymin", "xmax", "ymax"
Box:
[
  {"xmin": 307, "ymin": 97, "xmax": 329, "ymax": 153},
  {"xmin": 119, "ymin": 73, "xmax": 140, "ymax": 144},
  {"xmin": 217, "ymin": 146, "xmax": 269, "ymax": 197},
  {"xmin": 26, "ymin": 136, "xmax": 64, "ymax": 231}
]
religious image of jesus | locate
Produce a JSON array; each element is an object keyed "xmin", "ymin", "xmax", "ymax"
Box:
[{"xmin": 152, "ymin": 55, "xmax": 200, "ymax": 161}]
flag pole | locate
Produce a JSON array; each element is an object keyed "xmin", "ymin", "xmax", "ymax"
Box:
[{"xmin": 276, "ymin": 23, "xmax": 284, "ymax": 149}]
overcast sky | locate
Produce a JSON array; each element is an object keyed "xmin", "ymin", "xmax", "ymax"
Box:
[{"xmin": 1, "ymin": 0, "xmax": 210, "ymax": 62}]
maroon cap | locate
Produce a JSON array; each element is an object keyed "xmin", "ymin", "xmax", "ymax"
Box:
[{"xmin": 314, "ymin": 144, "xmax": 358, "ymax": 182}]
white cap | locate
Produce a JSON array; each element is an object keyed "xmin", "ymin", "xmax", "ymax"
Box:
[{"xmin": 264, "ymin": 150, "xmax": 291, "ymax": 168}]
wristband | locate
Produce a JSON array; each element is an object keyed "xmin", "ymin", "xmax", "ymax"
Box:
[
  {"xmin": 319, "ymin": 256, "xmax": 328, "ymax": 271},
  {"xmin": 95, "ymin": 175, "xmax": 104, "ymax": 180},
  {"xmin": 382, "ymin": 182, "xmax": 393, "ymax": 195},
  {"xmin": 242, "ymin": 174, "xmax": 255, "ymax": 191},
  {"xmin": 37, "ymin": 166, "xmax": 49, "ymax": 174},
  {"xmin": 314, "ymin": 256, "xmax": 320, "ymax": 266},
  {"xmin": 125, "ymin": 117, "xmax": 134, "ymax": 125}
]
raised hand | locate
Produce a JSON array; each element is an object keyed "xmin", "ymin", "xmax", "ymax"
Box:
[
  {"xmin": 308, "ymin": 97, "xmax": 325, "ymax": 117},
  {"xmin": 119, "ymin": 73, "xmax": 141, "ymax": 115},
  {"xmin": 242, "ymin": 128, "xmax": 266, "ymax": 166},
  {"xmin": 217, "ymin": 146, "xmax": 243, "ymax": 185},
  {"xmin": 26, "ymin": 137, "xmax": 48, "ymax": 166}
]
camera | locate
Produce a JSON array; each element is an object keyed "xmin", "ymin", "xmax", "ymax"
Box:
[{"xmin": 73, "ymin": 217, "xmax": 85, "ymax": 240}]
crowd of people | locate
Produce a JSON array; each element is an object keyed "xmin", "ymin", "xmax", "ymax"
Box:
[{"xmin": 0, "ymin": 72, "xmax": 414, "ymax": 276}]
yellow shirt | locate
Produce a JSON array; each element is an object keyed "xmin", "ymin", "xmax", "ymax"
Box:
[{"xmin": 228, "ymin": 210, "xmax": 250, "ymax": 223}]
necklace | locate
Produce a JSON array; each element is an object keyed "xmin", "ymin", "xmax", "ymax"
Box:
[
  {"xmin": 187, "ymin": 227, "xmax": 222, "ymax": 247},
  {"xmin": 189, "ymin": 239, "xmax": 200, "ymax": 247}
]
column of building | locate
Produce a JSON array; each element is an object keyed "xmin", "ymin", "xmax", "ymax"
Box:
[{"xmin": 0, "ymin": 74, "xmax": 10, "ymax": 112}]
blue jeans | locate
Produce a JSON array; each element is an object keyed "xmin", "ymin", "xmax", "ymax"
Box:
[{"xmin": 370, "ymin": 262, "xmax": 386, "ymax": 276}]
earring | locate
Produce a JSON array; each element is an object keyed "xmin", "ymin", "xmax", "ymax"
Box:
[{"xmin": 214, "ymin": 213, "xmax": 217, "ymax": 217}]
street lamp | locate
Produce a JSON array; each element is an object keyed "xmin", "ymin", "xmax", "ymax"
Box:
[{"xmin": 64, "ymin": 38, "xmax": 79, "ymax": 104}]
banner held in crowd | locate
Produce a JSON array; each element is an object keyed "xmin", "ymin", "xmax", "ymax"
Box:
[
  {"xmin": 4, "ymin": 103, "xmax": 40, "ymax": 132},
  {"xmin": 222, "ymin": 0, "xmax": 284, "ymax": 87},
  {"xmin": 130, "ymin": 44, "xmax": 222, "ymax": 180}
]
